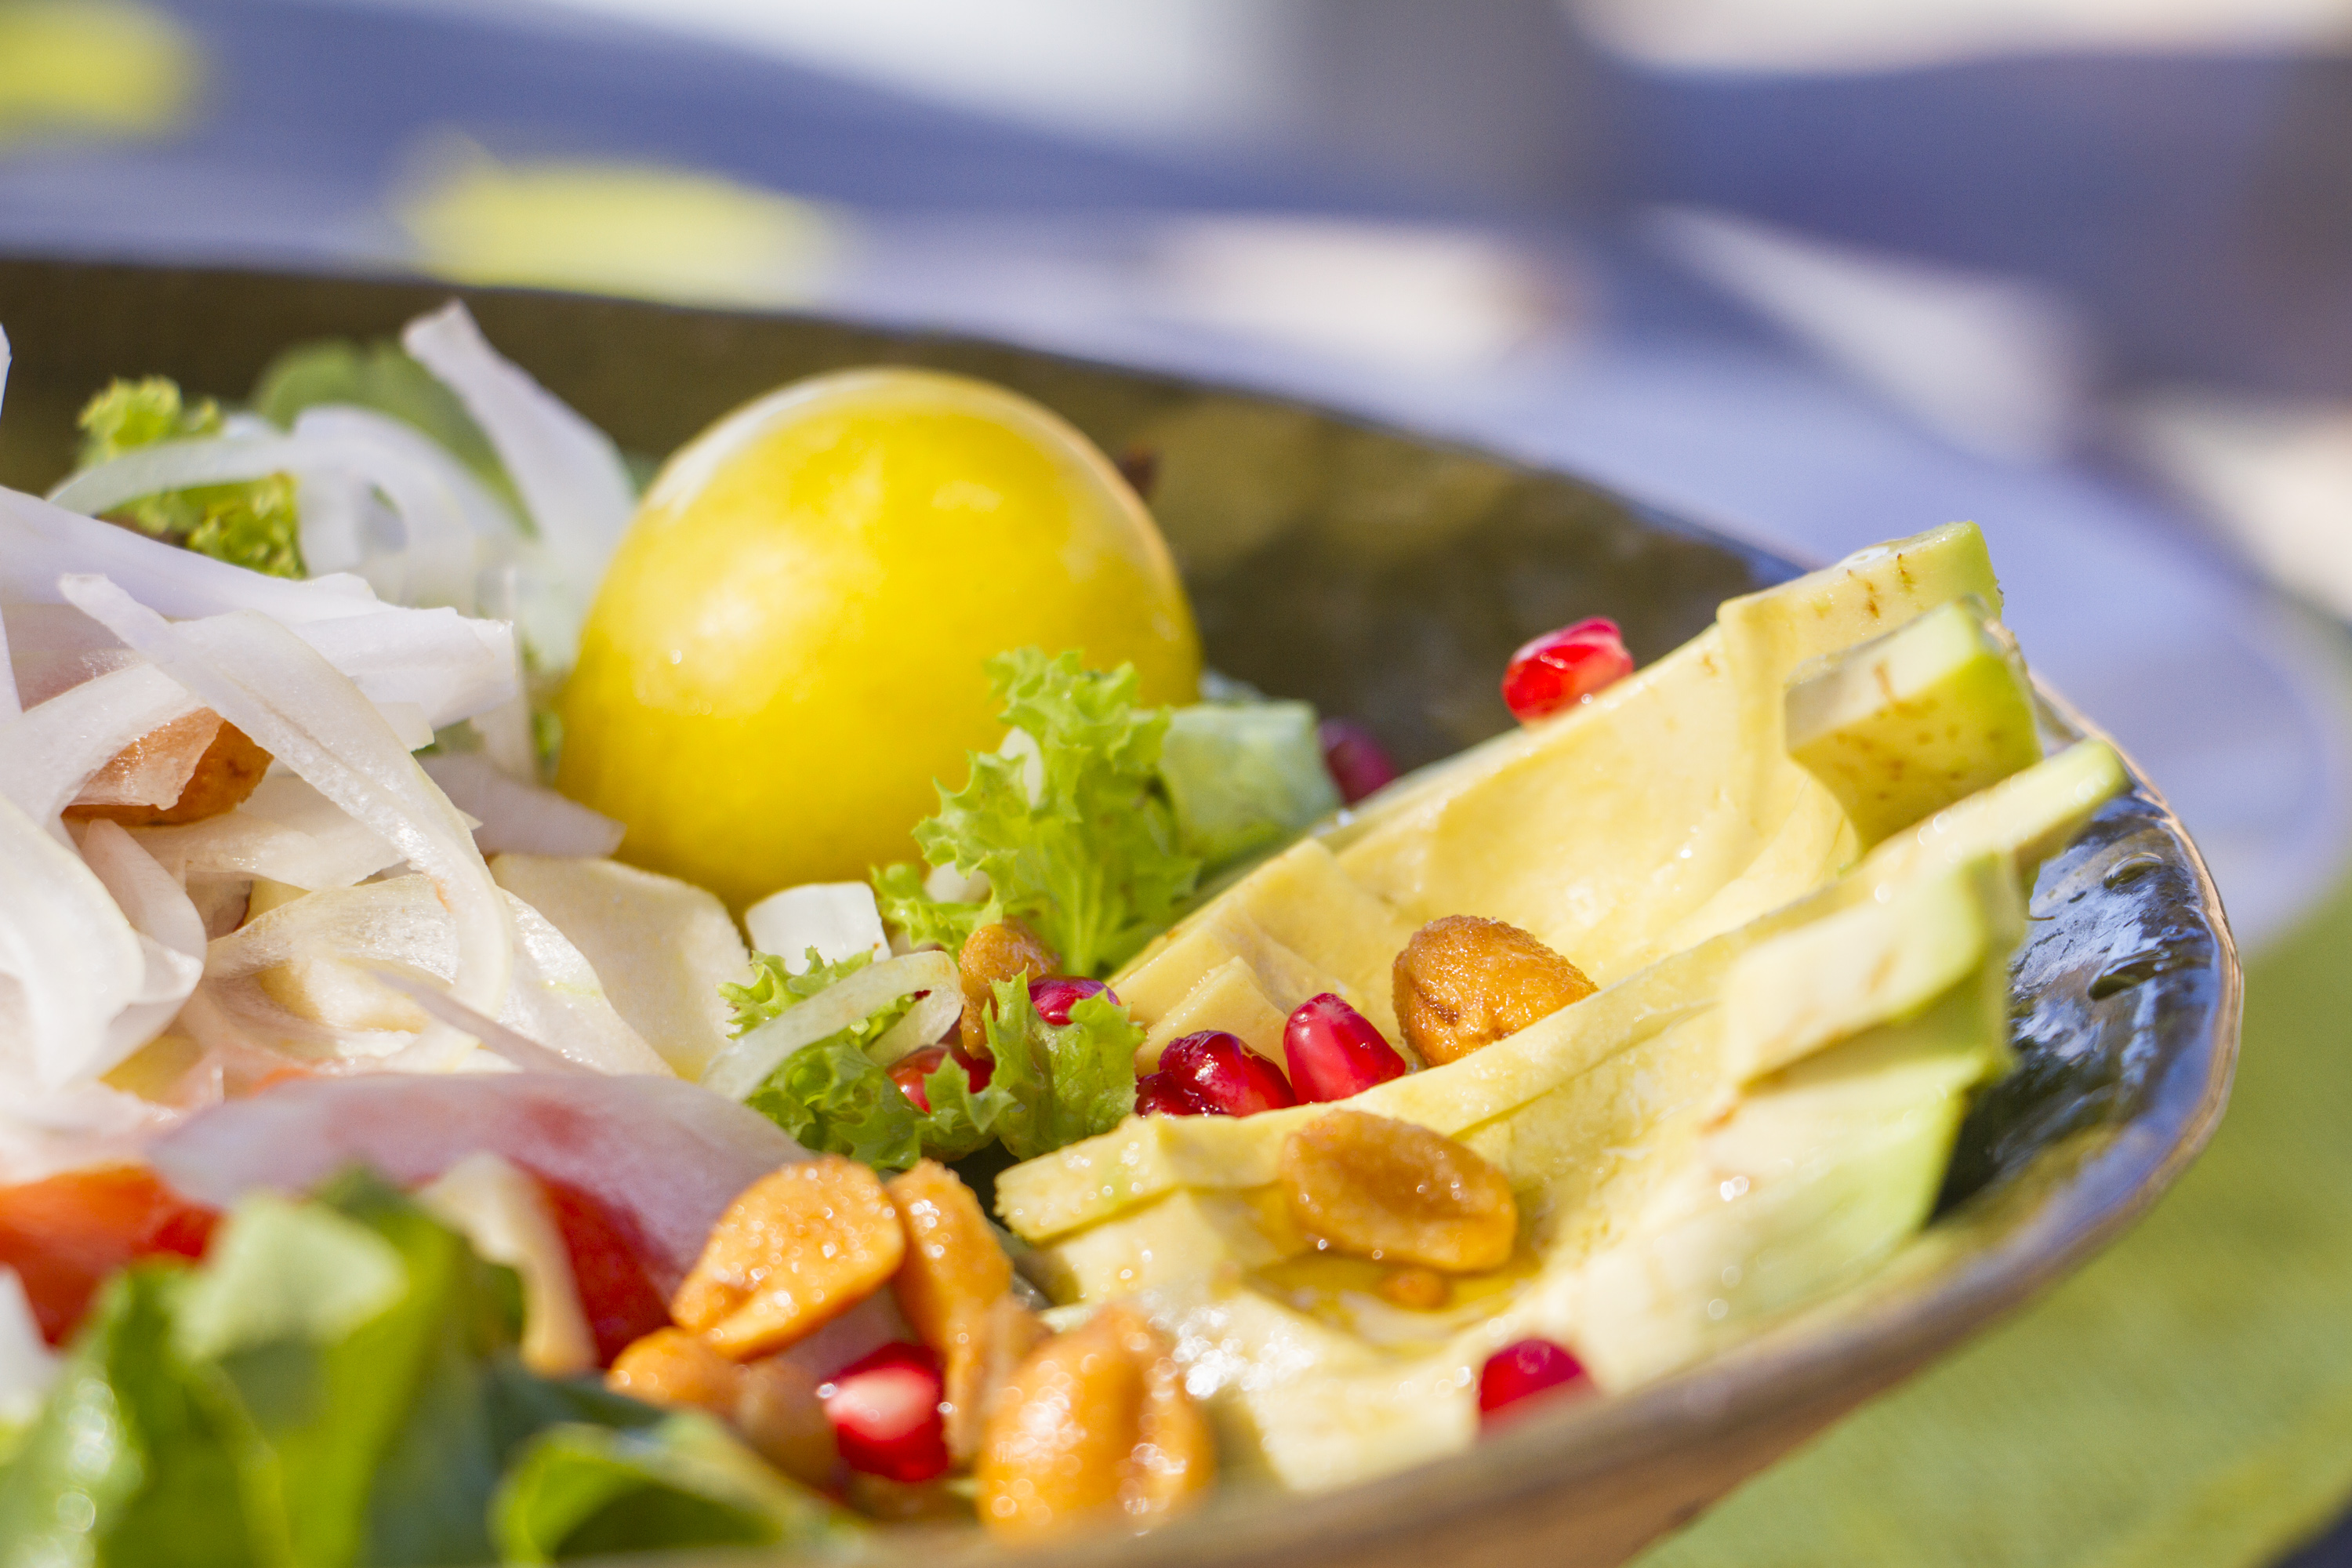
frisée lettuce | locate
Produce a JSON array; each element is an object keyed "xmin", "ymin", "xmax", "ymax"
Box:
[{"xmin": 77, "ymin": 378, "xmax": 304, "ymax": 579}]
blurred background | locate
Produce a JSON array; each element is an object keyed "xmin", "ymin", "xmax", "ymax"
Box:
[{"xmin": 2, "ymin": 2, "xmax": 2348, "ymax": 1563}]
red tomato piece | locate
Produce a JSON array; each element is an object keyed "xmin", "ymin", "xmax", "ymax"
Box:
[{"xmin": 0, "ymin": 1166, "xmax": 218, "ymax": 1345}]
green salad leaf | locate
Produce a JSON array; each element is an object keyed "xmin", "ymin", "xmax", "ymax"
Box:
[
  {"xmin": 76, "ymin": 378, "xmax": 304, "ymax": 579},
  {"xmin": 1158, "ymin": 699, "xmax": 1341, "ymax": 871},
  {"xmin": 493, "ymin": 1413, "xmax": 856, "ymax": 1563},
  {"xmin": 878, "ymin": 648, "xmax": 1197, "ymax": 978},
  {"xmin": 0, "ymin": 1172, "xmax": 848, "ymax": 1567},
  {"xmin": 741, "ymin": 975, "xmax": 1141, "ymax": 1171}
]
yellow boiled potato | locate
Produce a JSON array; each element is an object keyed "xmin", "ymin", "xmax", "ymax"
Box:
[{"xmin": 556, "ymin": 369, "xmax": 1200, "ymax": 909}]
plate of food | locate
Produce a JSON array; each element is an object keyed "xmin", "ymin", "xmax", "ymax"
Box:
[{"xmin": 0, "ymin": 258, "xmax": 2238, "ymax": 1567}]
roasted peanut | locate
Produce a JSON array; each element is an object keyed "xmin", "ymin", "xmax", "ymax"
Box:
[
  {"xmin": 1392, "ymin": 915, "xmax": 1595, "ymax": 1066},
  {"xmin": 67, "ymin": 717, "xmax": 272, "ymax": 828},
  {"xmin": 733, "ymin": 1356, "xmax": 841, "ymax": 1486},
  {"xmin": 887, "ymin": 1160, "xmax": 1045, "ymax": 1460},
  {"xmin": 1377, "ymin": 1265, "xmax": 1450, "ymax": 1311},
  {"xmin": 608, "ymin": 1327, "xmax": 839, "ymax": 1485},
  {"xmin": 1279, "ymin": 1109, "xmax": 1518, "ymax": 1272},
  {"xmin": 671, "ymin": 1156, "xmax": 906, "ymax": 1359},
  {"xmin": 976, "ymin": 1305, "xmax": 1213, "ymax": 1539},
  {"xmin": 608, "ymin": 1326, "xmax": 741, "ymax": 1410},
  {"xmin": 959, "ymin": 920, "xmax": 1059, "ymax": 1053}
]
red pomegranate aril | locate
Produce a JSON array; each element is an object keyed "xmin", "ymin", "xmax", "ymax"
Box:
[
  {"xmin": 1318, "ymin": 717, "xmax": 1399, "ymax": 804},
  {"xmin": 1478, "ymin": 1338, "xmax": 1591, "ymax": 1426},
  {"xmin": 1282, "ymin": 994, "xmax": 1409, "ymax": 1103},
  {"xmin": 1501, "ymin": 619, "xmax": 1634, "ymax": 724},
  {"xmin": 820, "ymin": 1341, "xmax": 951, "ymax": 1483},
  {"xmin": 1160, "ymin": 1030, "xmax": 1298, "ymax": 1116},
  {"xmin": 888, "ymin": 1045, "xmax": 993, "ymax": 1113},
  {"xmin": 1135, "ymin": 1071, "xmax": 1214, "ymax": 1116},
  {"xmin": 1029, "ymin": 976, "xmax": 1115, "ymax": 1025},
  {"xmin": 531, "ymin": 1172, "xmax": 670, "ymax": 1367}
]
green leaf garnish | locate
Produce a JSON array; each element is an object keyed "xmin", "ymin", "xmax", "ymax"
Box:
[
  {"xmin": 76, "ymin": 377, "xmax": 304, "ymax": 578},
  {"xmin": 877, "ymin": 648, "xmax": 1198, "ymax": 978}
]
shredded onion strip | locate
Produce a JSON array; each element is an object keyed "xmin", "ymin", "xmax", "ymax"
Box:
[
  {"xmin": 700, "ymin": 949, "xmax": 960, "ymax": 1100},
  {"xmin": 60, "ymin": 576, "xmax": 514, "ymax": 1067}
]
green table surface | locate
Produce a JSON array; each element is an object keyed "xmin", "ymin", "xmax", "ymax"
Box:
[{"xmin": 1639, "ymin": 825, "xmax": 2352, "ymax": 1568}]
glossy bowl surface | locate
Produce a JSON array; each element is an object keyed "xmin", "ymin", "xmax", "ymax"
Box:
[{"xmin": 0, "ymin": 258, "xmax": 2241, "ymax": 1568}]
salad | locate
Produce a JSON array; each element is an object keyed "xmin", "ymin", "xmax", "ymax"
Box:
[{"xmin": 0, "ymin": 301, "xmax": 2126, "ymax": 1562}]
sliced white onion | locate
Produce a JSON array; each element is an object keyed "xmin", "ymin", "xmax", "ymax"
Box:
[
  {"xmin": 292, "ymin": 405, "xmax": 520, "ymax": 541},
  {"xmin": 151, "ymin": 1071, "xmax": 808, "ymax": 1292},
  {"xmin": 2, "ymin": 488, "xmax": 520, "ymax": 730},
  {"xmin": 421, "ymin": 751, "xmax": 624, "ymax": 858},
  {"xmin": 78, "ymin": 818, "xmax": 206, "ymax": 1055},
  {"xmin": 0, "ymin": 1081, "xmax": 175, "ymax": 1186},
  {"xmin": 0, "ymin": 605, "xmax": 16, "ymax": 725},
  {"xmin": 131, "ymin": 771, "xmax": 403, "ymax": 891},
  {"xmin": 60, "ymin": 576, "xmax": 513, "ymax": 1068},
  {"xmin": 744, "ymin": 881, "xmax": 891, "ymax": 971},
  {"xmin": 0, "ymin": 1269, "xmax": 58, "ymax": 1426},
  {"xmin": 401, "ymin": 302, "xmax": 633, "ymax": 660},
  {"xmin": 197, "ymin": 876, "xmax": 667, "ymax": 1077},
  {"xmin": 700, "ymin": 949, "xmax": 959, "ymax": 1099},
  {"xmin": 0, "ymin": 661, "xmax": 197, "ymax": 828},
  {"xmin": 49, "ymin": 429, "xmax": 483, "ymax": 613},
  {"xmin": 0, "ymin": 791, "xmax": 147, "ymax": 1088}
]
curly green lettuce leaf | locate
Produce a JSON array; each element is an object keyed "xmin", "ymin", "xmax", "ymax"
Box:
[
  {"xmin": 871, "ymin": 862, "xmax": 995, "ymax": 956},
  {"xmin": 879, "ymin": 648, "xmax": 1197, "ymax": 978},
  {"xmin": 741, "ymin": 975, "xmax": 1141, "ymax": 1171},
  {"xmin": 76, "ymin": 377, "xmax": 305, "ymax": 578}
]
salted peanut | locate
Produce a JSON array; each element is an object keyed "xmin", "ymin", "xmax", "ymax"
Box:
[
  {"xmin": 1279, "ymin": 1109, "xmax": 1517, "ymax": 1272},
  {"xmin": 887, "ymin": 1160, "xmax": 1046, "ymax": 1459},
  {"xmin": 976, "ymin": 1305, "xmax": 1214, "ymax": 1540},
  {"xmin": 1392, "ymin": 915, "xmax": 1595, "ymax": 1067},
  {"xmin": 959, "ymin": 919, "xmax": 1060, "ymax": 1053},
  {"xmin": 67, "ymin": 718, "xmax": 273, "ymax": 828},
  {"xmin": 609, "ymin": 1328, "xmax": 840, "ymax": 1485},
  {"xmin": 1377, "ymin": 1265, "xmax": 1450, "ymax": 1311},
  {"xmin": 734, "ymin": 1356, "xmax": 841, "ymax": 1486},
  {"xmin": 608, "ymin": 1327, "xmax": 741, "ymax": 1411},
  {"xmin": 671, "ymin": 1157, "xmax": 906, "ymax": 1359}
]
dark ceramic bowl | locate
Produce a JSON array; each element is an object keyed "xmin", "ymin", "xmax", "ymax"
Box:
[{"xmin": 0, "ymin": 258, "xmax": 2241, "ymax": 1568}]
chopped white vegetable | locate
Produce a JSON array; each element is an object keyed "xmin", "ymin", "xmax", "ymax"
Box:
[
  {"xmin": 61, "ymin": 576, "xmax": 514, "ymax": 1069},
  {"xmin": 489, "ymin": 854, "xmax": 746, "ymax": 1080},
  {"xmin": 745, "ymin": 880, "xmax": 890, "ymax": 971},
  {"xmin": 0, "ymin": 661, "xmax": 196, "ymax": 829},
  {"xmin": 418, "ymin": 1152, "xmax": 597, "ymax": 1376},
  {"xmin": 700, "ymin": 948, "xmax": 959, "ymax": 1099},
  {"xmin": 421, "ymin": 751, "xmax": 624, "ymax": 858},
  {"xmin": 0, "ymin": 790, "xmax": 160, "ymax": 1088}
]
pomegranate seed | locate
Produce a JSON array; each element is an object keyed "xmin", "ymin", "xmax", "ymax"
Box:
[
  {"xmin": 1029, "ymin": 976, "xmax": 1116, "ymax": 1025},
  {"xmin": 1160, "ymin": 1031, "xmax": 1298, "ymax": 1116},
  {"xmin": 888, "ymin": 1045, "xmax": 992, "ymax": 1113},
  {"xmin": 1282, "ymin": 994, "xmax": 1408, "ymax": 1102},
  {"xmin": 1501, "ymin": 619, "xmax": 1633, "ymax": 723},
  {"xmin": 1318, "ymin": 717, "xmax": 1399, "ymax": 804},
  {"xmin": 1477, "ymin": 1338, "xmax": 1590, "ymax": 1426},
  {"xmin": 820, "ymin": 1341, "xmax": 950, "ymax": 1483},
  {"xmin": 1135, "ymin": 1071, "xmax": 1212, "ymax": 1116}
]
